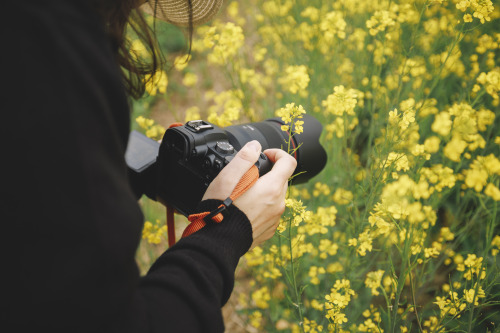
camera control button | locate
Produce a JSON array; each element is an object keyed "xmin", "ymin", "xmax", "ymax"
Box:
[
  {"xmin": 203, "ymin": 155, "xmax": 215, "ymax": 169},
  {"xmin": 215, "ymin": 141, "xmax": 234, "ymax": 154},
  {"xmin": 214, "ymin": 159, "xmax": 223, "ymax": 170}
]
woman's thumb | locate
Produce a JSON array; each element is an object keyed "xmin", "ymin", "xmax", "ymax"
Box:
[{"xmin": 202, "ymin": 140, "xmax": 262, "ymax": 200}]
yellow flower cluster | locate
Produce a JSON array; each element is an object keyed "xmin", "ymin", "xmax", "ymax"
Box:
[
  {"xmin": 298, "ymin": 206, "xmax": 337, "ymax": 236},
  {"xmin": 303, "ymin": 317, "xmax": 323, "ymax": 333},
  {"xmin": 184, "ymin": 106, "xmax": 201, "ymax": 122},
  {"xmin": 322, "ymin": 85, "xmax": 360, "ymax": 138},
  {"xmin": 431, "ymin": 102, "xmax": 495, "ymax": 162},
  {"xmin": 308, "ymin": 266, "xmax": 326, "ymax": 285},
  {"xmin": 422, "ymin": 316, "xmax": 442, "ymax": 333},
  {"xmin": 366, "ymin": 10, "xmax": 396, "ymax": 36},
  {"xmin": 282, "ymin": 198, "xmax": 311, "ymax": 229},
  {"xmin": 434, "ymin": 291, "xmax": 467, "ymax": 317},
  {"xmin": 278, "ymin": 65, "xmax": 310, "ymax": 95},
  {"xmin": 135, "ymin": 116, "xmax": 165, "ymax": 141},
  {"xmin": 239, "ymin": 67, "xmax": 269, "ymax": 98},
  {"xmin": 348, "ymin": 228, "xmax": 374, "ymax": 256},
  {"xmin": 206, "ymin": 89, "xmax": 243, "ymax": 127},
  {"xmin": 144, "ymin": 70, "xmax": 168, "ymax": 96},
  {"xmin": 248, "ymin": 310, "xmax": 262, "ymax": 329},
  {"xmin": 364, "ymin": 270, "xmax": 385, "ymax": 296},
  {"xmin": 251, "ymin": 286, "xmax": 271, "ymax": 309},
  {"xmin": 275, "ymin": 103, "xmax": 306, "ymax": 135},
  {"xmin": 141, "ymin": 220, "xmax": 167, "ymax": 245},
  {"xmin": 182, "ymin": 72, "xmax": 198, "ymax": 87},
  {"xmin": 358, "ymin": 305, "xmax": 383, "ymax": 332},
  {"xmin": 202, "ymin": 22, "xmax": 244, "ymax": 65},
  {"xmin": 419, "ymin": 164, "xmax": 457, "ymax": 194},
  {"xmin": 320, "ymin": 11, "xmax": 347, "ymax": 41},
  {"xmin": 332, "ymin": 188, "xmax": 353, "ymax": 205},
  {"xmin": 456, "ymin": 0, "xmax": 495, "ymax": 23},
  {"xmin": 457, "ymin": 253, "xmax": 487, "ymax": 280},
  {"xmin": 318, "ymin": 239, "xmax": 339, "ymax": 259},
  {"xmin": 475, "ymin": 33, "xmax": 499, "ymax": 54},
  {"xmin": 462, "ymin": 154, "xmax": 500, "ymax": 200},
  {"xmin": 312, "ymin": 182, "xmax": 330, "ymax": 197},
  {"xmin": 491, "ymin": 235, "xmax": 500, "ymax": 255},
  {"xmin": 476, "ymin": 68, "xmax": 500, "ymax": 103},
  {"xmin": 129, "ymin": 39, "xmax": 149, "ymax": 61},
  {"xmin": 243, "ymin": 245, "xmax": 282, "ymax": 280},
  {"xmin": 325, "ymin": 279, "xmax": 355, "ymax": 326},
  {"xmin": 173, "ymin": 54, "xmax": 191, "ymax": 71},
  {"xmin": 322, "ymin": 85, "xmax": 358, "ymax": 117},
  {"xmin": 464, "ymin": 285, "xmax": 486, "ymax": 305},
  {"xmin": 389, "ymin": 107, "xmax": 416, "ymax": 132}
]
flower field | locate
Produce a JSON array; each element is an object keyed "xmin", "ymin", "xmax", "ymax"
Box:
[{"xmin": 133, "ymin": 0, "xmax": 500, "ymax": 332}]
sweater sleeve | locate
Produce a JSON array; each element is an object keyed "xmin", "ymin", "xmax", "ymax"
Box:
[
  {"xmin": 139, "ymin": 200, "xmax": 253, "ymax": 333},
  {"xmin": 1, "ymin": 2, "xmax": 253, "ymax": 333}
]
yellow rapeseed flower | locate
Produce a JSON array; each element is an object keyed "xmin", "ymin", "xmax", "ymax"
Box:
[
  {"xmin": 204, "ymin": 22, "xmax": 244, "ymax": 65},
  {"xmin": 142, "ymin": 220, "xmax": 167, "ymax": 245},
  {"xmin": 477, "ymin": 68, "xmax": 500, "ymax": 101},
  {"xmin": 484, "ymin": 183, "xmax": 500, "ymax": 200},
  {"xmin": 182, "ymin": 72, "xmax": 198, "ymax": 87},
  {"xmin": 173, "ymin": 54, "xmax": 191, "ymax": 71},
  {"xmin": 365, "ymin": 270, "xmax": 385, "ymax": 296},
  {"xmin": 130, "ymin": 39, "xmax": 149, "ymax": 61},
  {"xmin": 424, "ymin": 136, "xmax": 441, "ymax": 154},
  {"xmin": 320, "ymin": 11, "xmax": 347, "ymax": 41},
  {"xmin": 251, "ymin": 286, "xmax": 271, "ymax": 309},
  {"xmin": 136, "ymin": 115, "xmax": 154, "ymax": 129},
  {"xmin": 278, "ymin": 65, "xmax": 310, "ymax": 94},
  {"xmin": 332, "ymin": 188, "xmax": 353, "ymax": 205},
  {"xmin": 431, "ymin": 112, "xmax": 452, "ymax": 136},
  {"xmin": 184, "ymin": 106, "xmax": 201, "ymax": 122},
  {"xmin": 144, "ymin": 70, "xmax": 168, "ymax": 96},
  {"xmin": 491, "ymin": 235, "xmax": 500, "ymax": 255},
  {"xmin": 366, "ymin": 10, "xmax": 396, "ymax": 36},
  {"xmin": 322, "ymin": 85, "xmax": 358, "ymax": 116}
]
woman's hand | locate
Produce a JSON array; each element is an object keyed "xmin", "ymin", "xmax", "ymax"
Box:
[{"xmin": 202, "ymin": 141, "xmax": 297, "ymax": 249}]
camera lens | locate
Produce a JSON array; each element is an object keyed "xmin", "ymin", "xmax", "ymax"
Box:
[{"xmin": 224, "ymin": 114, "xmax": 327, "ymax": 183}]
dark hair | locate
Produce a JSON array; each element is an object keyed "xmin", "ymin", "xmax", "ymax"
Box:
[{"xmin": 91, "ymin": 0, "xmax": 193, "ymax": 100}]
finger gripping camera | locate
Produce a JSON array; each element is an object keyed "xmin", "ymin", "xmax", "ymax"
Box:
[{"xmin": 126, "ymin": 115, "xmax": 327, "ymax": 216}]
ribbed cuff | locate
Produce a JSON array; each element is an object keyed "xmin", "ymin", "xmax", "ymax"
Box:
[
  {"xmin": 191, "ymin": 199, "xmax": 253, "ymax": 257},
  {"xmin": 178, "ymin": 199, "xmax": 253, "ymax": 305}
]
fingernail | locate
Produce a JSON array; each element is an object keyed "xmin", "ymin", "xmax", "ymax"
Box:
[{"xmin": 246, "ymin": 140, "xmax": 261, "ymax": 152}]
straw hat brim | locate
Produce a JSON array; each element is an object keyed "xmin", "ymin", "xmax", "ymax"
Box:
[{"xmin": 141, "ymin": 0, "xmax": 223, "ymax": 27}]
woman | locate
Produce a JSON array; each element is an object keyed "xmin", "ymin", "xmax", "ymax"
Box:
[{"xmin": 1, "ymin": 0, "xmax": 295, "ymax": 332}]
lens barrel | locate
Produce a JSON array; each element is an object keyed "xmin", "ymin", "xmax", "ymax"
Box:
[{"xmin": 224, "ymin": 114, "xmax": 327, "ymax": 183}]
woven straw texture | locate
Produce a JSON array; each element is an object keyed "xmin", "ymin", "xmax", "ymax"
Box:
[{"xmin": 141, "ymin": 0, "xmax": 223, "ymax": 27}]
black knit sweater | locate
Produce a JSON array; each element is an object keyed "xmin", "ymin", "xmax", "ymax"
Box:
[{"xmin": 1, "ymin": 1, "xmax": 252, "ymax": 332}]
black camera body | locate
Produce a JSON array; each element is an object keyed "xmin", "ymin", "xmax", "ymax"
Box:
[
  {"xmin": 156, "ymin": 120, "xmax": 272, "ymax": 216},
  {"xmin": 126, "ymin": 115, "xmax": 327, "ymax": 216}
]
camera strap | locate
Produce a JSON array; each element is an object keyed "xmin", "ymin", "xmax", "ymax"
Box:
[{"xmin": 166, "ymin": 164, "xmax": 260, "ymax": 246}]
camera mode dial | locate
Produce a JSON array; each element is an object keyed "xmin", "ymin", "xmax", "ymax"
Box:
[{"xmin": 215, "ymin": 141, "xmax": 234, "ymax": 155}]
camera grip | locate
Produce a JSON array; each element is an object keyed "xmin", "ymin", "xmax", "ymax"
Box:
[{"xmin": 255, "ymin": 152, "xmax": 272, "ymax": 177}]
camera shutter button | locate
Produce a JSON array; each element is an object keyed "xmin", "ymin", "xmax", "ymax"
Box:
[{"xmin": 215, "ymin": 141, "xmax": 234, "ymax": 154}]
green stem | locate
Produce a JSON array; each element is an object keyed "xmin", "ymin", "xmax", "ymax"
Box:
[
  {"xmin": 417, "ymin": 24, "xmax": 466, "ymax": 114},
  {"xmin": 391, "ymin": 227, "xmax": 412, "ymax": 333},
  {"xmin": 288, "ymin": 218, "xmax": 305, "ymax": 331},
  {"xmin": 409, "ymin": 267, "xmax": 424, "ymax": 333}
]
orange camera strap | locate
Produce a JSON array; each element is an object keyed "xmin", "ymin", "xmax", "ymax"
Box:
[{"xmin": 166, "ymin": 164, "xmax": 259, "ymax": 247}]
